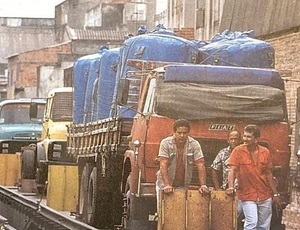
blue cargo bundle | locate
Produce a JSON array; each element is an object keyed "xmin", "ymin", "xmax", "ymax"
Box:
[
  {"xmin": 73, "ymin": 55, "xmax": 91, "ymax": 124},
  {"xmin": 198, "ymin": 30, "xmax": 275, "ymax": 68},
  {"xmin": 164, "ymin": 64, "xmax": 284, "ymax": 90},
  {"xmin": 116, "ymin": 32, "xmax": 200, "ymax": 80},
  {"xmin": 95, "ymin": 48, "xmax": 120, "ymax": 120},
  {"xmin": 73, "ymin": 46, "xmax": 111, "ymax": 124},
  {"xmin": 111, "ymin": 31, "xmax": 201, "ymax": 118}
]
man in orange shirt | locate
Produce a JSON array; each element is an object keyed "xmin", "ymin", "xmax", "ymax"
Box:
[{"xmin": 226, "ymin": 124, "xmax": 280, "ymax": 230}]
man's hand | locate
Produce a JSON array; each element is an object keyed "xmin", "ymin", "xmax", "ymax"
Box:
[
  {"xmin": 163, "ymin": 185, "xmax": 174, "ymax": 194},
  {"xmin": 225, "ymin": 187, "xmax": 235, "ymax": 196},
  {"xmin": 272, "ymin": 194, "xmax": 281, "ymax": 205},
  {"xmin": 199, "ymin": 185, "xmax": 210, "ymax": 194}
]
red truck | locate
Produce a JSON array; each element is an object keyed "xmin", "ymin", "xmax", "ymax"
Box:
[
  {"xmin": 68, "ymin": 59, "xmax": 290, "ymax": 229},
  {"xmin": 65, "ymin": 29, "xmax": 290, "ymax": 230}
]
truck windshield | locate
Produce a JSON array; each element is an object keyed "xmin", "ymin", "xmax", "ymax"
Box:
[
  {"xmin": 51, "ymin": 92, "xmax": 73, "ymax": 122},
  {"xmin": 0, "ymin": 103, "xmax": 44, "ymax": 124}
]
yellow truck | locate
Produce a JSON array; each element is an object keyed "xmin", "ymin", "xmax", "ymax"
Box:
[{"xmin": 20, "ymin": 87, "xmax": 74, "ymax": 211}]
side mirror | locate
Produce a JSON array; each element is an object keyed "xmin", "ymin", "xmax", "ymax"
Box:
[
  {"xmin": 30, "ymin": 102, "xmax": 38, "ymax": 119},
  {"xmin": 116, "ymin": 79, "xmax": 130, "ymax": 105}
]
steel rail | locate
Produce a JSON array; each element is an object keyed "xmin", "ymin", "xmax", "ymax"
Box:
[{"xmin": 0, "ymin": 186, "xmax": 100, "ymax": 230}]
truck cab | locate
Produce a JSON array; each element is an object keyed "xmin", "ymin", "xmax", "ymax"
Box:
[
  {"xmin": 20, "ymin": 87, "xmax": 73, "ymax": 194},
  {"xmin": 0, "ymin": 98, "xmax": 45, "ymax": 186},
  {"xmin": 122, "ymin": 63, "xmax": 290, "ymax": 229}
]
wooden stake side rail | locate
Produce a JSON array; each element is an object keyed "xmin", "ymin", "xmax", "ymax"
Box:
[{"xmin": 67, "ymin": 117, "xmax": 133, "ymax": 158}]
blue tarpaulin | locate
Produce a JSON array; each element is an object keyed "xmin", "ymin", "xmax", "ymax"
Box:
[
  {"xmin": 111, "ymin": 32, "xmax": 201, "ymax": 118},
  {"xmin": 199, "ymin": 30, "xmax": 275, "ymax": 68}
]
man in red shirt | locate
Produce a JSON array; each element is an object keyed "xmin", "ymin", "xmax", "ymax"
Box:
[{"xmin": 226, "ymin": 124, "xmax": 280, "ymax": 230}]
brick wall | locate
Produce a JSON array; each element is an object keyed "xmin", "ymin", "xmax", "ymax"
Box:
[
  {"xmin": 7, "ymin": 43, "xmax": 72, "ymax": 98},
  {"xmin": 267, "ymin": 31, "xmax": 300, "ymax": 229},
  {"xmin": 267, "ymin": 32, "xmax": 300, "ymax": 169},
  {"xmin": 174, "ymin": 27, "xmax": 195, "ymax": 40}
]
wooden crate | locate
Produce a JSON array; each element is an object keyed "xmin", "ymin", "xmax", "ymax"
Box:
[{"xmin": 158, "ymin": 189, "xmax": 237, "ymax": 230}]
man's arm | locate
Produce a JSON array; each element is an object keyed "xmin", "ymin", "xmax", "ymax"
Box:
[
  {"xmin": 211, "ymin": 169, "xmax": 221, "ymax": 190},
  {"xmin": 211, "ymin": 152, "xmax": 222, "ymax": 190},
  {"xmin": 159, "ymin": 157, "xmax": 173, "ymax": 193},
  {"xmin": 226, "ymin": 165, "xmax": 237, "ymax": 195},
  {"xmin": 195, "ymin": 158, "xmax": 209, "ymax": 194},
  {"xmin": 265, "ymin": 169, "xmax": 280, "ymax": 204}
]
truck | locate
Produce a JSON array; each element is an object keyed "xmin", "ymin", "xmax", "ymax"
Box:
[
  {"xmin": 68, "ymin": 30, "xmax": 201, "ymax": 228},
  {"xmin": 20, "ymin": 87, "xmax": 73, "ymax": 195},
  {"xmin": 67, "ymin": 30, "xmax": 291, "ymax": 230},
  {"xmin": 0, "ymin": 98, "xmax": 45, "ymax": 187}
]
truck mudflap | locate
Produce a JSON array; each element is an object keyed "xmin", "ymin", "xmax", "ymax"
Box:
[
  {"xmin": 47, "ymin": 164, "xmax": 78, "ymax": 212},
  {"xmin": 158, "ymin": 189, "xmax": 237, "ymax": 230},
  {"xmin": 0, "ymin": 153, "xmax": 21, "ymax": 186}
]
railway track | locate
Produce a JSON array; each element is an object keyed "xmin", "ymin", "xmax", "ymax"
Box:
[{"xmin": 0, "ymin": 186, "xmax": 100, "ymax": 230}]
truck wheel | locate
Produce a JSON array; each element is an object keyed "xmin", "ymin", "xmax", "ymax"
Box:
[
  {"xmin": 121, "ymin": 174, "xmax": 131, "ymax": 229},
  {"xmin": 87, "ymin": 167, "xmax": 115, "ymax": 228},
  {"xmin": 22, "ymin": 149, "xmax": 35, "ymax": 179},
  {"xmin": 87, "ymin": 167, "xmax": 97, "ymax": 226},
  {"xmin": 79, "ymin": 163, "xmax": 90, "ymax": 223}
]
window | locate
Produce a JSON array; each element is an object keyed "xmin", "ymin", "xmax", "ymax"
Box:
[
  {"xmin": 0, "ymin": 103, "xmax": 44, "ymax": 124},
  {"xmin": 142, "ymin": 78, "xmax": 156, "ymax": 114}
]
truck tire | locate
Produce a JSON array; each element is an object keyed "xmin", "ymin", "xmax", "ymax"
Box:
[
  {"xmin": 121, "ymin": 174, "xmax": 131, "ymax": 229},
  {"xmin": 87, "ymin": 167, "xmax": 97, "ymax": 226},
  {"xmin": 87, "ymin": 167, "xmax": 118, "ymax": 229},
  {"xmin": 21, "ymin": 149, "xmax": 35, "ymax": 179},
  {"xmin": 79, "ymin": 163, "xmax": 91, "ymax": 223}
]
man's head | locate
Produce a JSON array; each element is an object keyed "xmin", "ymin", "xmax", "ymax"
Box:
[
  {"xmin": 227, "ymin": 130, "xmax": 241, "ymax": 150},
  {"xmin": 173, "ymin": 119, "xmax": 190, "ymax": 144},
  {"xmin": 243, "ymin": 124, "xmax": 260, "ymax": 146}
]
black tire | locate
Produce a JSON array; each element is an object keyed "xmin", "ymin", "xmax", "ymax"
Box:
[
  {"xmin": 79, "ymin": 163, "xmax": 91, "ymax": 223},
  {"xmin": 122, "ymin": 174, "xmax": 131, "ymax": 229},
  {"xmin": 87, "ymin": 167, "xmax": 97, "ymax": 226},
  {"xmin": 21, "ymin": 149, "xmax": 35, "ymax": 179},
  {"xmin": 86, "ymin": 166, "xmax": 119, "ymax": 229}
]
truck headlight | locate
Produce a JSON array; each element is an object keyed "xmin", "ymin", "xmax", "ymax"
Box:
[
  {"xmin": 53, "ymin": 144, "xmax": 62, "ymax": 151},
  {"xmin": 51, "ymin": 143, "xmax": 62, "ymax": 158},
  {"xmin": 2, "ymin": 149, "xmax": 8, "ymax": 153},
  {"xmin": 53, "ymin": 151, "xmax": 61, "ymax": 158}
]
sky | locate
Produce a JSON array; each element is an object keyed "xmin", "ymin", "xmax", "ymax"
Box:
[
  {"xmin": 0, "ymin": 0, "xmax": 167, "ymax": 18},
  {"xmin": 0, "ymin": 0, "xmax": 64, "ymax": 18}
]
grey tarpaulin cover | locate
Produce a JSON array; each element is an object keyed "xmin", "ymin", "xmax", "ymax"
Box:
[{"xmin": 155, "ymin": 81, "xmax": 285, "ymax": 122}]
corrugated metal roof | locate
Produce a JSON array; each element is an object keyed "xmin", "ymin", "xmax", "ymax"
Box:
[
  {"xmin": 102, "ymin": 0, "xmax": 130, "ymax": 3},
  {"xmin": 66, "ymin": 27, "xmax": 128, "ymax": 41},
  {"xmin": 220, "ymin": 0, "xmax": 300, "ymax": 37},
  {"xmin": 67, "ymin": 27, "xmax": 129, "ymax": 41}
]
